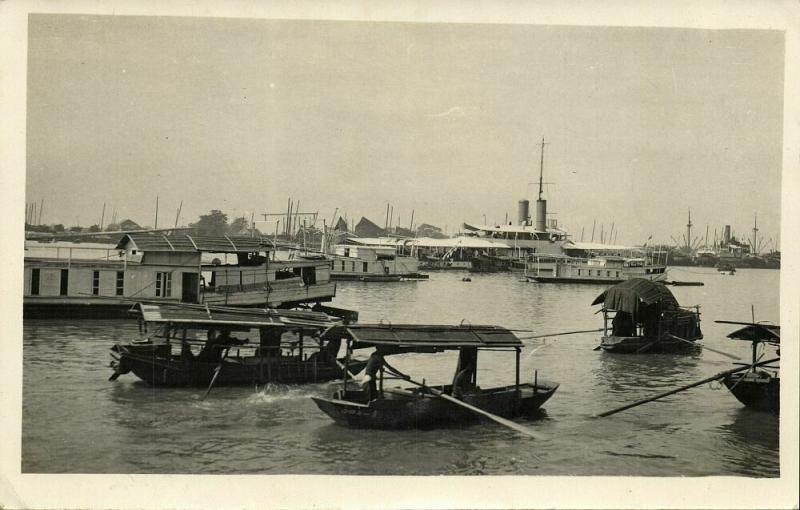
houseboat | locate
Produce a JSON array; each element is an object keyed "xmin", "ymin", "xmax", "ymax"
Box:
[
  {"xmin": 525, "ymin": 254, "xmax": 668, "ymax": 284},
  {"xmin": 23, "ymin": 234, "xmax": 337, "ymax": 318},
  {"xmin": 592, "ymin": 278, "xmax": 703, "ymax": 353},
  {"xmin": 324, "ymin": 239, "xmax": 428, "ymax": 281}
]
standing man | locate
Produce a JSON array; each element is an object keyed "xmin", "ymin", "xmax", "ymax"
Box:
[{"xmin": 361, "ymin": 350, "xmax": 385, "ymax": 401}]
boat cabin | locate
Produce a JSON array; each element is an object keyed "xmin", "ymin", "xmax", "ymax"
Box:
[
  {"xmin": 592, "ymin": 278, "xmax": 702, "ymax": 353},
  {"xmin": 109, "ymin": 303, "xmax": 361, "ymax": 387}
]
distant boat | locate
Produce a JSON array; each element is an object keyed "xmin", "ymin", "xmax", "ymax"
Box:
[
  {"xmin": 324, "ymin": 241, "xmax": 428, "ymax": 281},
  {"xmin": 526, "ymin": 254, "xmax": 668, "ymax": 284},
  {"xmin": 592, "ymin": 278, "xmax": 703, "ymax": 353},
  {"xmin": 716, "ymin": 321, "xmax": 780, "ymax": 413},
  {"xmin": 717, "ymin": 263, "xmax": 736, "ymax": 275}
]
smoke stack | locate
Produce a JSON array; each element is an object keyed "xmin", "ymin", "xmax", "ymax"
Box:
[
  {"xmin": 535, "ymin": 199, "xmax": 547, "ymax": 232},
  {"xmin": 724, "ymin": 225, "xmax": 731, "ymax": 244},
  {"xmin": 517, "ymin": 199, "xmax": 530, "ymax": 226}
]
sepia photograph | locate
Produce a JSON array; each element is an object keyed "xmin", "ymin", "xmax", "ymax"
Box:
[{"xmin": 1, "ymin": 1, "xmax": 798, "ymax": 509}]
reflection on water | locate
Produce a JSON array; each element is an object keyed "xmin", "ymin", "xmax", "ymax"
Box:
[{"xmin": 22, "ymin": 268, "xmax": 780, "ymax": 475}]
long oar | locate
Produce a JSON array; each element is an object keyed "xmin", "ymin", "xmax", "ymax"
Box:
[
  {"xmin": 520, "ymin": 328, "xmax": 604, "ymax": 340},
  {"xmin": 201, "ymin": 347, "xmax": 230, "ymax": 400},
  {"xmin": 383, "ymin": 363, "xmax": 544, "ymax": 440},
  {"xmin": 665, "ymin": 334, "xmax": 741, "ymax": 360},
  {"xmin": 597, "ymin": 357, "xmax": 780, "ymax": 417}
]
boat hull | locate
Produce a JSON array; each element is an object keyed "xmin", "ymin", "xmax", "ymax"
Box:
[
  {"xmin": 311, "ymin": 382, "xmax": 558, "ymax": 430},
  {"xmin": 110, "ymin": 344, "xmax": 365, "ymax": 387},
  {"xmin": 723, "ymin": 371, "xmax": 779, "ymax": 413},
  {"xmin": 599, "ymin": 335, "xmax": 700, "ymax": 354}
]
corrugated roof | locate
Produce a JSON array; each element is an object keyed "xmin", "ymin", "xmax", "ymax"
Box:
[
  {"xmin": 116, "ymin": 234, "xmax": 272, "ymax": 253},
  {"xmin": 137, "ymin": 303, "xmax": 338, "ymax": 329},
  {"xmin": 322, "ymin": 324, "xmax": 521, "ymax": 350},
  {"xmin": 591, "ymin": 278, "xmax": 679, "ymax": 314}
]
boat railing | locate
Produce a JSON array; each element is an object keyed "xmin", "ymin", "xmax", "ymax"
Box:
[{"xmin": 25, "ymin": 244, "xmax": 129, "ymax": 264}]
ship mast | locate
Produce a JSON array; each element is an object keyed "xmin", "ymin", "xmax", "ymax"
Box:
[
  {"xmin": 538, "ymin": 137, "xmax": 546, "ymax": 201},
  {"xmin": 751, "ymin": 213, "xmax": 759, "ymax": 255},
  {"xmin": 686, "ymin": 209, "xmax": 692, "ymax": 252}
]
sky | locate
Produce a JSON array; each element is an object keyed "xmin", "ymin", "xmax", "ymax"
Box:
[{"xmin": 25, "ymin": 14, "xmax": 785, "ymax": 247}]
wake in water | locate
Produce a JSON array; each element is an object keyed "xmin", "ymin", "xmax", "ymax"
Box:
[{"xmin": 247, "ymin": 382, "xmax": 330, "ymax": 404}]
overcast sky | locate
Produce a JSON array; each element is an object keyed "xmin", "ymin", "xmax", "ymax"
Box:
[{"xmin": 25, "ymin": 14, "xmax": 784, "ymax": 247}]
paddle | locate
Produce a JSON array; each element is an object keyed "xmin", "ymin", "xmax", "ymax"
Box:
[
  {"xmin": 382, "ymin": 362, "xmax": 544, "ymax": 440},
  {"xmin": 201, "ymin": 347, "xmax": 230, "ymax": 400},
  {"xmin": 665, "ymin": 333, "xmax": 741, "ymax": 360},
  {"xmin": 519, "ymin": 328, "xmax": 604, "ymax": 340},
  {"xmin": 597, "ymin": 357, "xmax": 780, "ymax": 417}
]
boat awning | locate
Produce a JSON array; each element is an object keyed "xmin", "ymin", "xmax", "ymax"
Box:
[
  {"xmin": 591, "ymin": 278, "xmax": 678, "ymax": 314},
  {"xmin": 116, "ymin": 234, "xmax": 273, "ymax": 253},
  {"xmin": 723, "ymin": 323, "xmax": 781, "ymax": 344},
  {"xmin": 321, "ymin": 324, "xmax": 522, "ymax": 351},
  {"xmin": 135, "ymin": 303, "xmax": 339, "ymax": 329}
]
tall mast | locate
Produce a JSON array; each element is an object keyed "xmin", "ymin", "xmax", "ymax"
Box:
[
  {"xmin": 686, "ymin": 209, "xmax": 692, "ymax": 252},
  {"xmin": 538, "ymin": 137, "xmax": 546, "ymax": 201},
  {"xmin": 752, "ymin": 213, "xmax": 759, "ymax": 254}
]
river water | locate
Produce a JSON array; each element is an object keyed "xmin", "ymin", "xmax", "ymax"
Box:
[{"xmin": 22, "ymin": 267, "xmax": 779, "ymax": 476}]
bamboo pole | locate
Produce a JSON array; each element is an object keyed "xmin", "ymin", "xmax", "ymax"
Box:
[{"xmin": 597, "ymin": 357, "xmax": 780, "ymax": 417}]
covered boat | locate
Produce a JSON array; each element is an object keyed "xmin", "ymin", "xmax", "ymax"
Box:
[
  {"xmin": 311, "ymin": 324, "xmax": 558, "ymax": 430},
  {"xmin": 109, "ymin": 303, "xmax": 365, "ymax": 387},
  {"xmin": 718, "ymin": 321, "xmax": 780, "ymax": 413},
  {"xmin": 592, "ymin": 278, "xmax": 702, "ymax": 353}
]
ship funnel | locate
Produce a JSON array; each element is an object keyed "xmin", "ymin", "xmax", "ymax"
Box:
[
  {"xmin": 535, "ymin": 199, "xmax": 547, "ymax": 231},
  {"xmin": 724, "ymin": 225, "xmax": 731, "ymax": 244},
  {"xmin": 517, "ymin": 199, "xmax": 530, "ymax": 226}
]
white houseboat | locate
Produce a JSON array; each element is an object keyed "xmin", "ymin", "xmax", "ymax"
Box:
[
  {"xmin": 23, "ymin": 234, "xmax": 337, "ymax": 318},
  {"xmin": 323, "ymin": 239, "xmax": 427, "ymax": 281},
  {"xmin": 525, "ymin": 253, "xmax": 668, "ymax": 284}
]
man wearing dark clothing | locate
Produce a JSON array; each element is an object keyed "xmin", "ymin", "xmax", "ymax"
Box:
[{"xmin": 362, "ymin": 350, "xmax": 385, "ymax": 401}]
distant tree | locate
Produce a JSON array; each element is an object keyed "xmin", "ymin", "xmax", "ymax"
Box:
[
  {"xmin": 104, "ymin": 223, "xmax": 121, "ymax": 232},
  {"xmin": 228, "ymin": 217, "xmax": 249, "ymax": 235},
  {"xmin": 191, "ymin": 210, "xmax": 229, "ymax": 236},
  {"xmin": 52, "ymin": 224, "xmax": 65, "ymax": 233},
  {"xmin": 88, "ymin": 224, "xmax": 101, "ymax": 232},
  {"xmin": 69, "ymin": 226, "xmax": 83, "ymax": 232}
]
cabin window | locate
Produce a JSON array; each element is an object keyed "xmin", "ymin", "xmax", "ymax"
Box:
[
  {"xmin": 577, "ymin": 269, "xmax": 581, "ymax": 276},
  {"xmin": 155, "ymin": 272, "xmax": 172, "ymax": 297},
  {"xmin": 344, "ymin": 248, "xmax": 350, "ymax": 257},
  {"xmin": 351, "ymin": 261, "xmax": 355, "ymax": 272},
  {"xmin": 362, "ymin": 262, "xmax": 368, "ymax": 272},
  {"xmin": 60, "ymin": 269, "xmax": 69, "ymax": 295},
  {"xmin": 92, "ymin": 271, "xmax": 100, "ymax": 295},
  {"xmin": 340, "ymin": 261, "xmax": 345, "ymax": 272},
  {"xmin": 616, "ymin": 271, "xmax": 620, "ymax": 278},
  {"xmin": 606, "ymin": 271, "xmax": 611, "ymax": 277},
  {"xmin": 116, "ymin": 271, "xmax": 125, "ymax": 296},
  {"xmin": 30, "ymin": 268, "xmax": 40, "ymax": 296}
]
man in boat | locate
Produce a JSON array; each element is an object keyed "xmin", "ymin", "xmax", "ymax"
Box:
[
  {"xmin": 612, "ymin": 311, "xmax": 635, "ymax": 337},
  {"xmin": 361, "ymin": 350, "xmax": 385, "ymax": 401},
  {"xmin": 257, "ymin": 327, "xmax": 283, "ymax": 358},
  {"xmin": 452, "ymin": 348, "xmax": 478, "ymax": 398}
]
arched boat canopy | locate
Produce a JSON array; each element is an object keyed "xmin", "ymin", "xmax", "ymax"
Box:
[
  {"xmin": 721, "ymin": 323, "xmax": 781, "ymax": 344},
  {"xmin": 591, "ymin": 278, "xmax": 679, "ymax": 315}
]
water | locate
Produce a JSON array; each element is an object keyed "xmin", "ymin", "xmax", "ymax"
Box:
[{"xmin": 22, "ymin": 267, "xmax": 779, "ymax": 475}]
